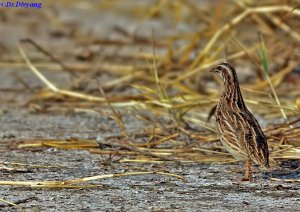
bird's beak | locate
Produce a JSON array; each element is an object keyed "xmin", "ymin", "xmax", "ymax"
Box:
[{"xmin": 210, "ymin": 68, "xmax": 218, "ymax": 73}]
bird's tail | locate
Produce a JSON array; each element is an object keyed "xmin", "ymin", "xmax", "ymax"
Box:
[{"xmin": 261, "ymin": 156, "xmax": 278, "ymax": 171}]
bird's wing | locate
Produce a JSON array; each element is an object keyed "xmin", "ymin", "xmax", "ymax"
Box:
[{"xmin": 230, "ymin": 111, "xmax": 269, "ymax": 166}]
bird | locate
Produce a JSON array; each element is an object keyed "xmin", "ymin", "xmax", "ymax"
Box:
[{"xmin": 211, "ymin": 62, "xmax": 269, "ymax": 181}]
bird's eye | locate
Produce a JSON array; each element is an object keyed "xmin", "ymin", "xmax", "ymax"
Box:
[{"xmin": 217, "ymin": 66, "xmax": 222, "ymax": 71}]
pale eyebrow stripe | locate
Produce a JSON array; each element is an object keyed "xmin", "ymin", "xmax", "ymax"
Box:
[{"xmin": 219, "ymin": 64, "xmax": 231, "ymax": 72}]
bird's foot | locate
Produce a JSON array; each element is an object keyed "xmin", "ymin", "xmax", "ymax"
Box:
[
  {"xmin": 241, "ymin": 176, "xmax": 253, "ymax": 182},
  {"xmin": 241, "ymin": 160, "xmax": 253, "ymax": 182}
]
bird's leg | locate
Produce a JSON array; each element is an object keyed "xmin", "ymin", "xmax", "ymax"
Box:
[{"xmin": 242, "ymin": 160, "xmax": 253, "ymax": 182}]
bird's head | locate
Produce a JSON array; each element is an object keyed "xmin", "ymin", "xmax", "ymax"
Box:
[{"xmin": 210, "ymin": 62, "xmax": 237, "ymax": 83}]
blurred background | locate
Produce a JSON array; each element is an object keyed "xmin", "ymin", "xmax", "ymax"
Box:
[{"xmin": 1, "ymin": 0, "xmax": 300, "ymax": 93}]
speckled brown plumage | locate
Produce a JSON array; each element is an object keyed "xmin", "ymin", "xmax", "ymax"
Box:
[{"xmin": 211, "ymin": 62, "xmax": 269, "ymax": 181}]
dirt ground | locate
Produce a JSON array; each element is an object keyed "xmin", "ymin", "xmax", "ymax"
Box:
[{"xmin": 0, "ymin": 1, "xmax": 299, "ymax": 211}]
